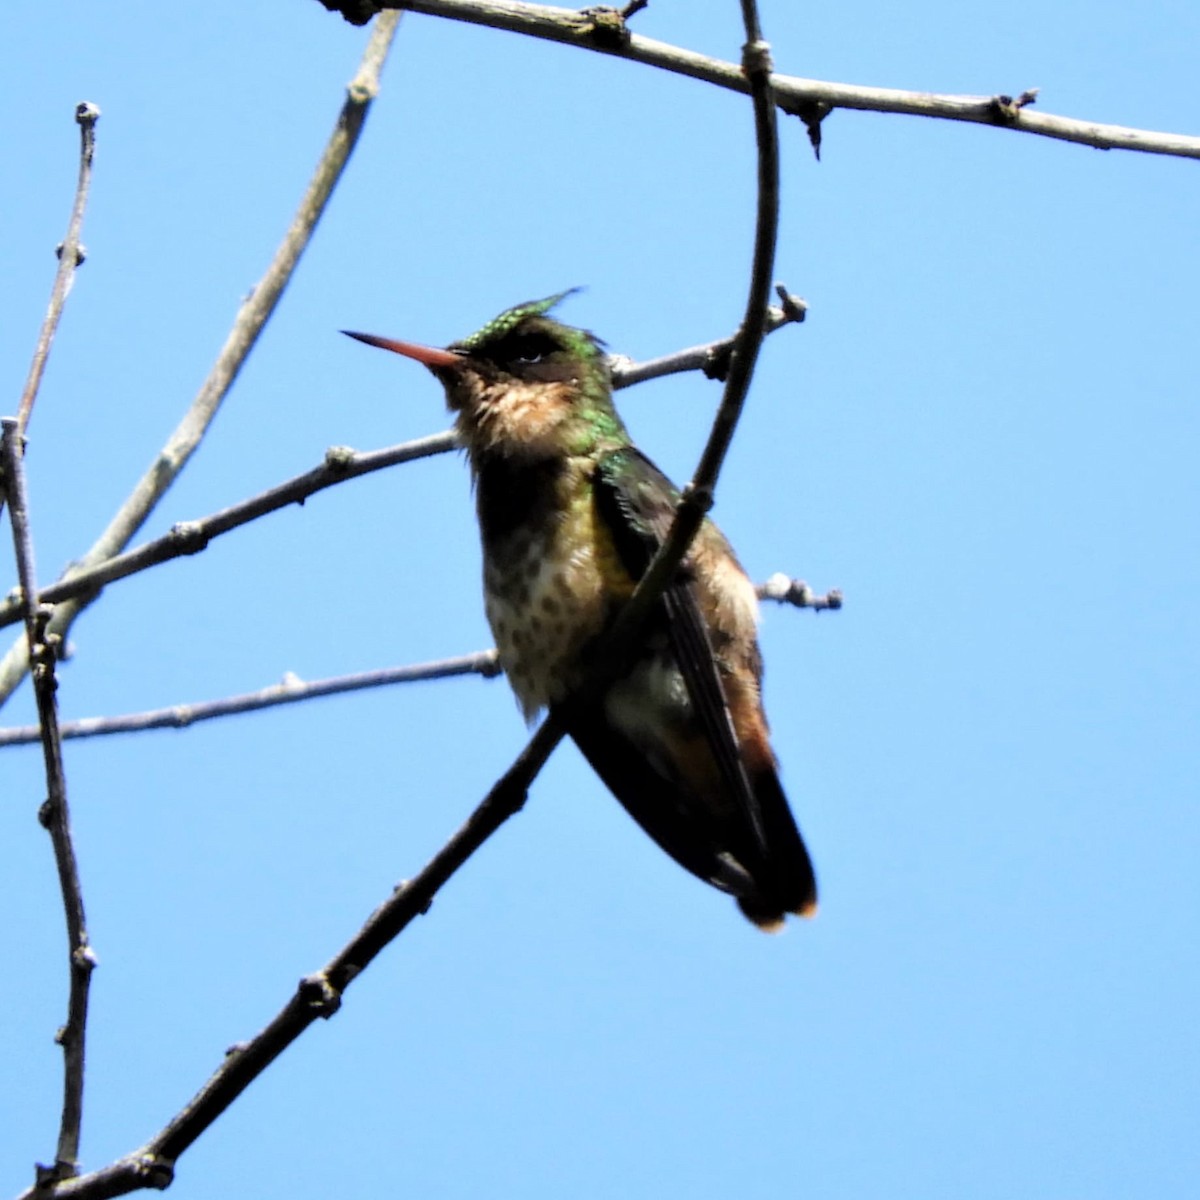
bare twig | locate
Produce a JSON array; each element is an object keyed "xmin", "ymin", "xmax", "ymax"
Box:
[
  {"xmin": 0, "ymin": 14, "xmax": 404, "ymax": 708},
  {"xmin": 694, "ymin": 3, "xmax": 777, "ymax": 491},
  {"xmin": 609, "ymin": 288, "xmax": 805, "ymax": 388},
  {"xmin": 757, "ymin": 574, "xmax": 842, "ymax": 612},
  {"xmin": 338, "ymin": 0, "xmax": 1200, "ymax": 159},
  {"xmin": 0, "ymin": 303, "xmax": 806, "ymax": 632},
  {"xmin": 0, "ymin": 651, "xmax": 500, "ymax": 746},
  {"xmin": 14, "ymin": 102, "xmax": 100, "ymax": 441},
  {"xmin": 0, "ymin": 567, "xmax": 843, "ymax": 747},
  {"xmin": 0, "ymin": 104, "xmax": 101, "ymax": 535},
  {"xmin": 0, "ymin": 431, "xmax": 456, "ymax": 632},
  {"xmin": 0, "ymin": 420, "xmax": 94, "ymax": 1185}
]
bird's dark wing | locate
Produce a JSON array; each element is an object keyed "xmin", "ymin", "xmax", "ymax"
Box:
[
  {"xmin": 583, "ymin": 447, "xmax": 817, "ymax": 925},
  {"xmin": 565, "ymin": 713, "xmax": 764, "ymax": 901},
  {"xmin": 589, "ymin": 447, "xmax": 770, "ymax": 856},
  {"xmin": 585, "ymin": 446, "xmax": 782, "ymax": 849}
]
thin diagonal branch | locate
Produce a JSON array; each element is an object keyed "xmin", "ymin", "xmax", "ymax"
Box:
[
  {"xmin": 13, "ymin": 713, "xmax": 562, "ymax": 1200},
  {"xmin": 1, "ymin": 104, "xmax": 100, "ymax": 535},
  {"xmin": 0, "ymin": 432, "xmax": 456, "ymax": 633},
  {"xmin": 14, "ymin": 103, "xmax": 99, "ymax": 441},
  {"xmin": 0, "ymin": 13, "xmax": 403, "ymax": 708},
  {"xmin": 338, "ymin": 1, "xmax": 1200, "ymax": 159},
  {"xmin": 1, "ymin": 420, "xmax": 94, "ymax": 1185},
  {"xmin": 0, "ymin": 651, "xmax": 500, "ymax": 746}
]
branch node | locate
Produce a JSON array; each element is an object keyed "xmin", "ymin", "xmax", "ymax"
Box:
[
  {"xmin": 702, "ymin": 344, "xmax": 732, "ymax": 382},
  {"xmin": 742, "ymin": 38, "xmax": 774, "ymax": 80},
  {"xmin": 133, "ymin": 1153, "xmax": 175, "ymax": 1190},
  {"xmin": 580, "ymin": 6, "xmax": 633, "ymax": 49},
  {"xmin": 171, "ymin": 705, "xmax": 196, "ymax": 728},
  {"xmin": 32, "ymin": 605, "xmax": 62, "ymax": 663},
  {"xmin": 297, "ymin": 972, "xmax": 342, "ymax": 1019},
  {"xmin": 317, "ymin": 0, "xmax": 378, "ymax": 26},
  {"xmin": 35, "ymin": 1160, "xmax": 78, "ymax": 1187},
  {"xmin": 757, "ymin": 573, "xmax": 844, "ymax": 612},
  {"xmin": 406, "ymin": 877, "xmax": 438, "ymax": 915},
  {"xmin": 680, "ymin": 481, "xmax": 714, "ymax": 516},
  {"xmin": 774, "ymin": 284, "xmax": 808, "ymax": 324},
  {"xmin": 989, "ymin": 88, "xmax": 1039, "ymax": 125},
  {"xmin": 54, "ymin": 241, "xmax": 87, "ymax": 267},
  {"xmin": 72, "ymin": 943, "xmax": 98, "ymax": 974},
  {"xmin": 390, "ymin": 878, "xmax": 437, "ymax": 916},
  {"xmin": 324, "ymin": 444, "xmax": 358, "ymax": 472},
  {"xmin": 791, "ymin": 99, "xmax": 832, "ymax": 160},
  {"xmin": 168, "ymin": 521, "xmax": 209, "ymax": 555}
]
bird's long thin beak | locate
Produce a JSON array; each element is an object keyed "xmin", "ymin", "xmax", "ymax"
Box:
[{"xmin": 341, "ymin": 330, "xmax": 462, "ymax": 370}]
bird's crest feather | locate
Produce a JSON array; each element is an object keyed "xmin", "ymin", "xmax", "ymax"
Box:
[{"xmin": 454, "ymin": 289, "xmax": 582, "ymax": 353}]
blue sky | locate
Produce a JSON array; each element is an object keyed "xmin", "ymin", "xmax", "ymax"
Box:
[{"xmin": 2, "ymin": 3, "xmax": 1198, "ymax": 1198}]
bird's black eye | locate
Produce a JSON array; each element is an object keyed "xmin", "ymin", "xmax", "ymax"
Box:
[{"xmin": 491, "ymin": 332, "xmax": 559, "ymax": 369}]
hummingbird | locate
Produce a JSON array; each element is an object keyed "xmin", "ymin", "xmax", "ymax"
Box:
[{"xmin": 344, "ymin": 293, "xmax": 817, "ymax": 929}]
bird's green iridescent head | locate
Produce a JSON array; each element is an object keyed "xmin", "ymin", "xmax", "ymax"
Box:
[
  {"xmin": 342, "ymin": 290, "xmax": 624, "ymax": 462},
  {"xmin": 442, "ymin": 291, "xmax": 624, "ymax": 461},
  {"xmin": 447, "ymin": 289, "xmax": 606, "ymax": 382}
]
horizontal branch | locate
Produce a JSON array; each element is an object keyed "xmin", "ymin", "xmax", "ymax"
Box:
[
  {"xmin": 0, "ymin": 309, "xmax": 805, "ymax": 630},
  {"xmin": 610, "ymin": 289, "xmax": 806, "ymax": 387},
  {"xmin": 0, "ymin": 577, "xmax": 837, "ymax": 748},
  {"xmin": 15, "ymin": 102, "xmax": 100, "ymax": 441},
  {"xmin": 0, "ymin": 651, "xmax": 500, "ymax": 746},
  {"xmin": 351, "ymin": 0, "xmax": 1200, "ymax": 160},
  {"xmin": 759, "ymin": 573, "xmax": 843, "ymax": 612}
]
